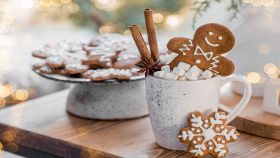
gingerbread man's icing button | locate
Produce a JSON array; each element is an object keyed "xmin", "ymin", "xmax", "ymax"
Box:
[{"xmin": 177, "ymin": 111, "xmax": 239, "ymax": 158}]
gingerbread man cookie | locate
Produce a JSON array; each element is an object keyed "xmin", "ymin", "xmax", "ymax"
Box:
[
  {"xmin": 167, "ymin": 23, "xmax": 235, "ymax": 76},
  {"xmin": 178, "ymin": 111, "xmax": 239, "ymax": 158}
]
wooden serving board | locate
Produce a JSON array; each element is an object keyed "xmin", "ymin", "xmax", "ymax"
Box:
[
  {"xmin": 0, "ymin": 89, "xmax": 280, "ymax": 157},
  {"xmin": 220, "ymin": 85, "xmax": 280, "ymax": 140}
]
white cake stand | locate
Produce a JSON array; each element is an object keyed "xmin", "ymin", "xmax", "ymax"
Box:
[{"xmin": 34, "ymin": 70, "xmax": 148, "ymax": 120}]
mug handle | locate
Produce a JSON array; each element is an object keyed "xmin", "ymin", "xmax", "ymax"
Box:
[{"xmin": 219, "ymin": 74, "xmax": 252, "ymax": 123}]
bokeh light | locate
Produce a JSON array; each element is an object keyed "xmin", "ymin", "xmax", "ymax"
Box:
[
  {"xmin": 258, "ymin": 43, "xmax": 271, "ymax": 55},
  {"xmin": 0, "ymin": 84, "xmax": 12, "ymax": 98},
  {"xmin": 153, "ymin": 13, "xmax": 164, "ymax": 23},
  {"xmin": 166, "ymin": 15, "xmax": 180, "ymax": 27},
  {"xmin": 0, "ymin": 98, "xmax": 6, "ymax": 108},
  {"xmin": 0, "ymin": 142, "xmax": 3, "ymax": 150},
  {"xmin": 13, "ymin": 89, "xmax": 29, "ymax": 101},
  {"xmin": 123, "ymin": 29, "xmax": 131, "ymax": 36},
  {"xmin": 5, "ymin": 143, "xmax": 18, "ymax": 153},
  {"xmin": 99, "ymin": 24, "xmax": 115, "ymax": 34},
  {"xmin": 93, "ymin": 0, "xmax": 124, "ymax": 11},
  {"xmin": 264, "ymin": 63, "xmax": 277, "ymax": 75},
  {"xmin": 246, "ymin": 72, "xmax": 261, "ymax": 84}
]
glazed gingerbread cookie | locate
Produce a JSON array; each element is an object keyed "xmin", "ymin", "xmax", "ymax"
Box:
[
  {"xmin": 167, "ymin": 23, "xmax": 235, "ymax": 76},
  {"xmin": 177, "ymin": 111, "xmax": 239, "ymax": 158}
]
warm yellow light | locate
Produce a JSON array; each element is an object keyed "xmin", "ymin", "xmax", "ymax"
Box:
[
  {"xmin": 262, "ymin": 0, "xmax": 274, "ymax": 7},
  {"xmin": 0, "ymin": 142, "xmax": 3, "ymax": 150},
  {"xmin": 99, "ymin": 25, "xmax": 115, "ymax": 34},
  {"xmin": 66, "ymin": 3, "xmax": 80, "ymax": 13},
  {"xmin": 93, "ymin": 0, "xmax": 123, "ymax": 11},
  {"xmin": 51, "ymin": 0, "xmax": 62, "ymax": 7},
  {"xmin": 2, "ymin": 131, "xmax": 15, "ymax": 142},
  {"xmin": 0, "ymin": 98, "xmax": 5, "ymax": 108},
  {"xmin": 247, "ymin": 72, "xmax": 261, "ymax": 84},
  {"xmin": 20, "ymin": 0, "xmax": 34, "ymax": 9},
  {"xmin": 166, "ymin": 15, "xmax": 180, "ymax": 27},
  {"xmin": 40, "ymin": 0, "xmax": 51, "ymax": 7},
  {"xmin": 5, "ymin": 83, "xmax": 16, "ymax": 93},
  {"xmin": 13, "ymin": 89, "xmax": 29, "ymax": 101},
  {"xmin": 242, "ymin": 0, "xmax": 252, "ymax": 3},
  {"xmin": 62, "ymin": 0, "xmax": 71, "ymax": 4},
  {"xmin": 0, "ymin": 84, "xmax": 12, "ymax": 98},
  {"xmin": 6, "ymin": 143, "xmax": 18, "ymax": 153},
  {"xmin": 123, "ymin": 29, "xmax": 131, "ymax": 36},
  {"xmin": 251, "ymin": 0, "xmax": 262, "ymax": 6},
  {"xmin": 153, "ymin": 13, "xmax": 164, "ymax": 23},
  {"xmin": 258, "ymin": 43, "xmax": 271, "ymax": 55},
  {"xmin": 264, "ymin": 63, "xmax": 277, "ymax": 75}
]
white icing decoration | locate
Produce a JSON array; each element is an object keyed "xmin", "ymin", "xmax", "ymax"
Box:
[
  {"xmin": 195, "ymin": 59, "xmax": 201, "ymax": 64},
  {"xmin": 209, "ymin": 32, "xmax": 213, "ymax": 35},
  {"xmin": 193, "ymin": 45, "xmax": 213, "ymax": 61},
  {"xmin": 203, "ymin": 124, "xmax": 209, "ymax": 128},
  {"xmin": 90, "ymin": 68, "xmax": 133, "ymax": 80},
  {"xmin": 204, "ymin": 37, "xmax": 219, "ymax": 47},
  {"xmin": 215, "ymin": 127, "xmax": 220, "ymax": 131},
  {"xmin": 208, "ymin": 56, "xmax": 220, "ymax": 74},
  {"xmin": 218, "ymin": 36, "xmax": 223, "ymax": 40},
  {"xmin": 179, "ymin": 39, "xmax": 193, "ymax": 56},
  {"xmin": 178, "ymin": 112, "xmax": 238, "ymax": 157}
]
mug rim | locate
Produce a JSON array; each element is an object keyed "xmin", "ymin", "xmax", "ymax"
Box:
[{"xmin": 146, "ymin": 74, "xmax": 221, "ymax": 83}]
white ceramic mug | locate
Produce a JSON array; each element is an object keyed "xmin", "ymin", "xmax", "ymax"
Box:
[{"xmin": 145, "ymin": 74, "xmax": 252, "ymax": 150}]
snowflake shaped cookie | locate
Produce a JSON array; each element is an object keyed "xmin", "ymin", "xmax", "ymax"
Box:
[{"xmin": 177, "ymin": 111, "xmax": 239, "ymax": 158}]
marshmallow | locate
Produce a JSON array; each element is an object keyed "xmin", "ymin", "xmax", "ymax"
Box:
[
  {"xmin": 164, "ymin": 72, "xmax": 179, "ymax": 80},
  {"xmin": 178, "ymin": 62, "xmax": 191, "ymax": 71},
  {"xmin": 188, "ymin": 65, "xmax": 203, "ymax": 76},
  {"xmin": 172, "ymin": 67, "xmax": 185, "ymax": 77},
  {"xmin": 201, "ymin": 70, "xmax": 213, "ymax": 79},
  {"xmin": 185, "ymin": 71, "xmax": 199, "ymax": 81},
  {"xmin": 161, "ymin": 65, "xmax": 171, "ymax": 72},
  {"xmin": 153, "ymin": 71, "xmax": 166, "ymax": 78},
  {"xmin": 178, "ymin": 76, "xmax": 187, "ymax": 81}
]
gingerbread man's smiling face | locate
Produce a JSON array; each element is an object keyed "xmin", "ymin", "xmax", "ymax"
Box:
[{"xmin": 193, "ymin": 23, "xmax": 235, "ymax": 54}]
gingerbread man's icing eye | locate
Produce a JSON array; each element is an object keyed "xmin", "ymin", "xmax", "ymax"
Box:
[
  {"xmin": 218, "ymin": 36, "xmax": 223, "ymax": 40},
  {"xmin": 208, "ymin": 32, "xmax": 214, "ymax": 36}
]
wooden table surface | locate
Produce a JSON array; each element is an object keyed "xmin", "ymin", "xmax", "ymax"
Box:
[{"xmin": 0, "ymin": 90, "xmax": 280, "ymax": 158}]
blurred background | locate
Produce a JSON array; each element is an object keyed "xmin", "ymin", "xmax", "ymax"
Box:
[
  {"xmin": 0, "ymin": 0, "xmax": 279, "ymax": 107},
  {"xmin": 0, "ymin": 0, "xmax": 279, "ymax": 156}
]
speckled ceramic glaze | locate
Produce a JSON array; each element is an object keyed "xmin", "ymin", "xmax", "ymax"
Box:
[
  {"xmin": 146, "ymin": 75, "xmax": 251, "ymax": 150},
  {"xmin": 67, "ymin": 80, "xmax": 148, "ymax": 120}
]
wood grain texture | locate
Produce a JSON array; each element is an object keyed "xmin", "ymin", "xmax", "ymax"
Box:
[
  {"xmin": 220, "ymin": 85, "xmax": 280, "ymax": 140},
  {"xmin": 0, "ymin": 89, "xmax": 279, "ymax": 158}
]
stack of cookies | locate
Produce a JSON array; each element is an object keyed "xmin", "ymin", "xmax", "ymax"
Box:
[{"xmin": 32, "ymin": 34, "xmax": 143, "ymax": 81}]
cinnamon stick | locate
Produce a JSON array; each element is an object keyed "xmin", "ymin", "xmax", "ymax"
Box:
[
  {"xmin": 144, "ymin": 8, "xmax": 159, "ymax": 62},
  {"xmin": 129, "ymin": 25, "xmax": 154, "ymax": 64}
]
